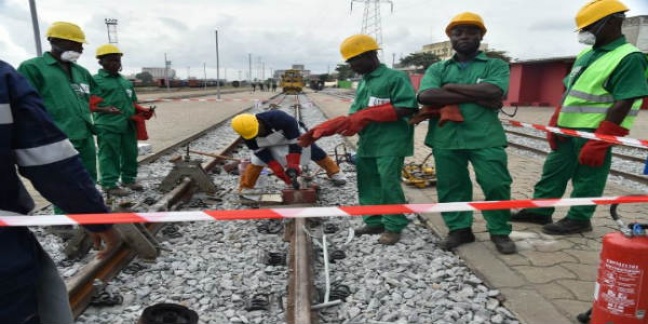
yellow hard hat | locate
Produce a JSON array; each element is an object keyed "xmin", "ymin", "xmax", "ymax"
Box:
[
  {"xmin": 46, "ymin": 21, "xmax": 87, "ymax": 44},
  {"xmin": 96, "ymin": 44, "xmax": 123, "ymax": 58},
  {"xmin": 231, "ymin": 114, "xmax": 259, "ymax": 139},
  {"xmin": 575, "ymin": 0, "xmax": 628, "ymax": 30},
  {"xmin": 340, "ymin": 34, "xmax": 380, "ymax": 61},
  {"xmin": 445, "ymin": 12, "xmax": 487, "ymax": 37}
]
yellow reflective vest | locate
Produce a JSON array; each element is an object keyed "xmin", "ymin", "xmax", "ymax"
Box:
[{"xmin": 558, "ymin": 43, "xmax": 643, "ymax": 129}]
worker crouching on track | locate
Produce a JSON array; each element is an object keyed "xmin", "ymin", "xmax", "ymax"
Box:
[
  {"xmin": 511, "ymin": 0, "xmax": 648, "ymax": 234},
  {"xmin": 299, "ymin": 34, "xmax": 418, "ymax": 245},
  {"xmin": 415, "ymin": 12, "xmax": 516, "ymax": 254},
  {"xmin": 93, "ymin": 44, "xmax": 153, "ymax": 197},
  {"xmin": 231, "ymin": 111, "xmax": 346, "ymax": 192}
]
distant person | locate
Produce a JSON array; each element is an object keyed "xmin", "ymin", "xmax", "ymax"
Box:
[
  {"xmin": 252, "ymin": 82, "xmax": 257, "ymax": 92},
  {"xmin": 414, "ymin": 12, "xmax": 516, "ymax": 254},
  {"xmin": 511, "ymin": 0, "xmax": 648, "ymax": 234},
  {"xmin": 259, "ymin": 82, "xmax": 265, "ymax": 92},
  {"xmin": 93, "ymin": 44, "xmax": 154, "ymax": 196},
  {"xmin": 231, "ymin": 111, "xmax": 346, "ymax": 192},
  {"xmin": 0, "ymin": 59, "xmax": 119, "ymax": 324},
  {"xmin": 271, "ymin": 81, "xmax": 277, "ymax": 92},
  {"xmin": 299, "ymin": 34, "xmax": 418, "ymax": 245}
]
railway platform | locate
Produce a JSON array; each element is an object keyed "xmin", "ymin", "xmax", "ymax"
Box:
[{"xmin": 309, "ymin": 92, "xmax": 648, "ymax": 324}]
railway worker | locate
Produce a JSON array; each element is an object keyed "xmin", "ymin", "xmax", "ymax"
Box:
[
  {"xmin": 298, "ymin": 34, "xmax": 418, "ymax": 245},
  {"xmin": 17, "ymin": 22, "xmax": 104, "ymax": 214},
  {"xmin": 414, "ymin": 12, "xmax": 517, "ymax": 254},
  {"xmin": 0, "ymin": 59, "xmax": 120, "ymax": 324},
  {"xmin": 511, "ymin": 0, "xmax": 648, "ymax": 235},
  {"xmin": 231, "ymin": 111, "xmax": 347, "ymax": 191},
  {"xmin": 93, "ymin": 44, "xmax": 154, "ymax": 197},
  {"xmin": 271, "ymin": 81, "xmax": 277, "ymax": 92},
  {"xmin": 251, "ymin": 81, "xmax": 257, "ymax": 92}
]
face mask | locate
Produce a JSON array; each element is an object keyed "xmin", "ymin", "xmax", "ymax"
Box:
[
  {"xmin": 577, "ymin": 31, "xmax": 596, "ymax": 45},
  {"xmin": 60, "ymin": 51, "xmax": 82, "ymax": 63}
]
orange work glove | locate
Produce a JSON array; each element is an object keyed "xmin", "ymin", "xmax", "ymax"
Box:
[
  {"xmin": 266, "ymin": 160, "xmax": 291, "ymax": 185},
  {"xmin": 547, "ymin": 106, "xmax": 566, "ymax": 151},
  {"xmin": 297, "ymin": 116, "xmax": 349, "ymax": 147},
  {"xmin": 578, "ymin": 121, "xmax": 628, "ymax": 167},
  {"xmin": 409, "ymin": 106, "xmax": 441, "ymax": 125},
  {"xmin": 134, "ymin": 104, "xmax": 155, "ymax": 120},
  {"xmin": 130, "ymin": 114, "xmax": 149, "ymax": 140},
  {"xmin": 337, "ymin": 103, "xmax": 398, "ymax": 136},
  {"xmin": 89, "ymin": 95, "xmax": 103, "ymax": 112},
  {"xmin": 286, "ymin": 153, "xmax": 301, "ymax": 177},
  {"xmin": 437, "ymin": 105, "xmax": 464, "ymax": 127}
]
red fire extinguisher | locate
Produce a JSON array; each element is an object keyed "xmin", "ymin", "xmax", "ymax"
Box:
[{"xmin": 582, "ymin": 204, "xmax": 648, "ymax": 324}]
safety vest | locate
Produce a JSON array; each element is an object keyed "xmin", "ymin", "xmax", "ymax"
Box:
[{"xmin": 559, "ymin": 43, "xmax": 643, "ymax": 129}]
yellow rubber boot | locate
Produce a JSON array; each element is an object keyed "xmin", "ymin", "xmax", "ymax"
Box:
[
  {"xmin": 315, "ymin": 156, "xmax": 346, "ymax": 186},
  {"xmin": 239, "ymin": 164, "xmax": 264, "ymax": 189}
]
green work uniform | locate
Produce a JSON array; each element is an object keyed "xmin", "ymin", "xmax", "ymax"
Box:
[
  {"xmin": 526, "ymin": 36, "xmax": 648, "ymax": 221},
  {"xmin": 93, "ymin": 69, "xmax": 140, "ymax": 189},
  {"xmin": 18, "ymin": 52, "xmax": 99, "ymax": 182},
  {"xmin": 350, "ymin": 64, "xmax": 418, "ymax": 232},
  {"xmin": 419, "ymin": 52, "xmax": 512, "ymax": 235}
]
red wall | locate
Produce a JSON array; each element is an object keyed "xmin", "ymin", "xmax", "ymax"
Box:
[{"xmin": 505, "ymin": 61, "xmax": 571, "ymax": 108}]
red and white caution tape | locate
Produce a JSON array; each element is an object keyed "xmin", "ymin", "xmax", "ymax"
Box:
[
  {"xmin": 502, "ymin": 119, "xmax": 648, "ymax": 149},
  {"xmin": 141, "ymin": 98, "xmax": 261, "ymax": 103},
  {"xmin": 2, "ymin": 195, "xmax": 647, "ymax": 227}
]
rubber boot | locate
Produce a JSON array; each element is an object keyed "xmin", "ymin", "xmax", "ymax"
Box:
[
  {"xmin": 315, "ymin": 156, "xmax": 346, "ymax": 186},
  {"xmin": 239, "ymin": 164, "xmax": 264, "ymax": 189}
]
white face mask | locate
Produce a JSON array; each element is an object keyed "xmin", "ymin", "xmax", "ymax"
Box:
[
  {"xmin": 577, "ymin": 31, "xmax": 596, "ymax": 45},
  {"xmin": 60, "ymin": 51, "xmax": 82, "ymax": 63}
]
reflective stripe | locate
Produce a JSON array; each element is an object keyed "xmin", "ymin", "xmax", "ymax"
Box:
[
  {"xmin": 0, "ymin": 103, "xmax": 13, "ymax": 125},
  {"xmin": 561, "ymin": 106, "xmax": 639, "ymax": 116},
  {"xmin": 566, "ymin": 90, "xmax": 614, "ymax": 103},
  {"xmin": 15, "ymin": 139, "xmax": 78, "ymax": 167}
]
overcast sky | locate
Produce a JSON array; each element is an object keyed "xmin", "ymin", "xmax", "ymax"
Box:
[{"xmin": 1, "ymin": 0, "xmax": 647, "ymax": 80}]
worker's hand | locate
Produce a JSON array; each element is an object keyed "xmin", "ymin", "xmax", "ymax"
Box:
[
  {"xmin": 286, "ymin": 153, "xmax": 301, "ymax": 176},
  {"xmin": 437, "ymin": 105, "xmax": 464, "ymax": 127},
  {"xmin": 409, "ymin": 106, "xmax": 441, "ymax": 125},
  {"xmin": 546, "ymin": 106, "xmax": 564, "ymax": 151},
  {"xmin": 103, "ymin": 106, "xmax": 122, "ymax": 114},
  {"xmin": 89, "ymin": 227, "xmax": 121, "ymax": 259},
  {"xmin": 297, "ymin": 130, "xmax": 315, "ymax": 147},
  {"xmin": 266, "ymin": 160, "xmax": 291, "ymax": 184}
]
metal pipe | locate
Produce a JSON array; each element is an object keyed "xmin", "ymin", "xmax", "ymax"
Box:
[{"xmin": 28, "ymin": 0, "xmax": 42, "ymax": 56}]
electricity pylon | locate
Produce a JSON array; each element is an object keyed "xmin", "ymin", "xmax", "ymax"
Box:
[{"xmin": 350, "ymin": 0, "xmax": 393, "ymax": 52}]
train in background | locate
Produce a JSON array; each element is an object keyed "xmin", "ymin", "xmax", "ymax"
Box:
[{"xmin": 280, "ymin": 69, "xmax": 304, "ymax": 94}]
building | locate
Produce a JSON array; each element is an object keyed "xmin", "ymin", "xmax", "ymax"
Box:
[
  {"xmin": 504, "ymin": 15, "xmax": 647, "ymax": 109},
  {"xmin": 141, "ymin": 67, "xmax": 176, "ymax": 80}
]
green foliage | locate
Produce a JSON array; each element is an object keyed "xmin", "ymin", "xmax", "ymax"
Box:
[
  {"xmin": 335, "ymin": 64, "xmax": 354, "ymax": 80},
  {"xmin": 399, "ymin": 52, "xmax": 440, "ymax": 72}
]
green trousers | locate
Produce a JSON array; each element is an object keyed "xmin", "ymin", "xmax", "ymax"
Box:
[
  {"xmin": 54, "ymin": 137, "xmax": 97, "ymax": 214},
  {"xmin": 525, "ymin": 136, "xmax": 611, "ymax": 221},
  {"xmin": 97, "ymin": 126, "xmax": 139, "ymax": 189},
  {"xmin": 433, "ymin": 147, "xmax": 512, "ymax": 235},
  {"xmin": 356, "ymin": 155, "xmax": 409, "ymax": 232}
]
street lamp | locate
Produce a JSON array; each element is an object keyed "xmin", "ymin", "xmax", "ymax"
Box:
[
  {"xmin": 215, "ymin": 29, "xmax": 221, "ymax": 99},
  {"xmin": 28, "ymin": 0, "xmax": 42, "ymax": 56}
]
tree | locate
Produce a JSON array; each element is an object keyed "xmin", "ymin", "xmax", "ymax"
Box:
[
  {"xmin": 484, "ymin": 49, "xmax": 513, "ymax": 63},
  {"xmin": 399, "ymin": 52, "xmax": 440, "ymax": 72},
  {"xmin": 135, "ymin": 71, "xmax": 154, "ymax": 83},
  {"xmin": 335, "ymin": 64, "xmax": 354, "ymax": 81}
]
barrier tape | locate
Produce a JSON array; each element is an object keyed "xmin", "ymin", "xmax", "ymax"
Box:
[
  {"xmin": 2, "ymin": 195, "xmax": 648, "ymax": 227},
  {"xmin": 502, "ymin": 119, "xmax": 648, "ymax": 149},
  {"xmin": 141, "ymin": 98, "xmax": 260, "ymax": 103}
]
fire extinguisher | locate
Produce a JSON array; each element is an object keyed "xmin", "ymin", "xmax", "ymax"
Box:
[{"xmin": 578, "ymin": 203, "xmax": 648, "ymax": 323}]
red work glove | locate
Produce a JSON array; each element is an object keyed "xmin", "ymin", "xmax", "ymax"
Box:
[
  {"xmin": 297, "ymin": 116, "xmax": 349, "ymax": 147},
  {"xmin": 266, "ymin": 160, "xmax": 291, "ymax": 184},
  {"xmin": 134, "ymin": 103, "xmax": 155, "ymax": 120},
  {"xmin": 409, "ymin": 106, "xmax": 441, "ymax": 125},
  {"xmin": 578, "ymin": 121, "xmax": 629, "ymax": 167},
  {"xmin": 286, "ymin": 153, "xmax": 301, "ymax": 176},
  {"xmin": 338, "ymin": 103, "xmax": 398, "ymax": 136},
  {"xmin": 89, "ymin": 95, "xmax": 103, "ymax": 112},
  {"xmin": 546, "ymin": 106, "xmax": 565, "ymax": 151},
  {"xmin": 437, "ymin": 105, "xmax": 464, "ymax": 127},
  {"xmin": 130, "ymin": 114, "xmax": 149, "ymax": 140}
]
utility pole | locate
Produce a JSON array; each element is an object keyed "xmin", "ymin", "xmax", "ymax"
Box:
[
  {"xmin": 203, "ymin": 62, "xmax": 207, "ymax": 90},
  {"xmin": 164, "ymin": 53, "xmax": 171, "ymax": 92},
  {"xmin": 350, "ymin": 0, "xmax": 393, "ymax": 59},
  {"xmin": 28, "ymin": 0, "xmax": 42, "ymax": 56},
  {"xmin": 104, "ymin": 18, "xmax": 119, "ymax": 44},
  {"xmin": 248, "ymin": 53, "xmax": 252, "ymax": 83},
  {"xmin": 215, "ymin": 29, "xmax": 221, "ymax": 99}
]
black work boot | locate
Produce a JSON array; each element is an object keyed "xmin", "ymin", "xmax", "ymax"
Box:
[
  {"xmin": 439, "ymin": 228, "xmax": 475, "ymax": 251},
  {"xmin": 542, "ymin": 217, "xmax": 592, "ymax": 235},
  {"xmin": 490, "ymin": 235, "xmax": 517, "ymax": 254},
  {"xmin": 510, "ymin": 209, "xmax": 552, "ymax": 225},
  {"xmin": 354, "ymin": 225, "xmax": 385, "ymax": 236}
]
